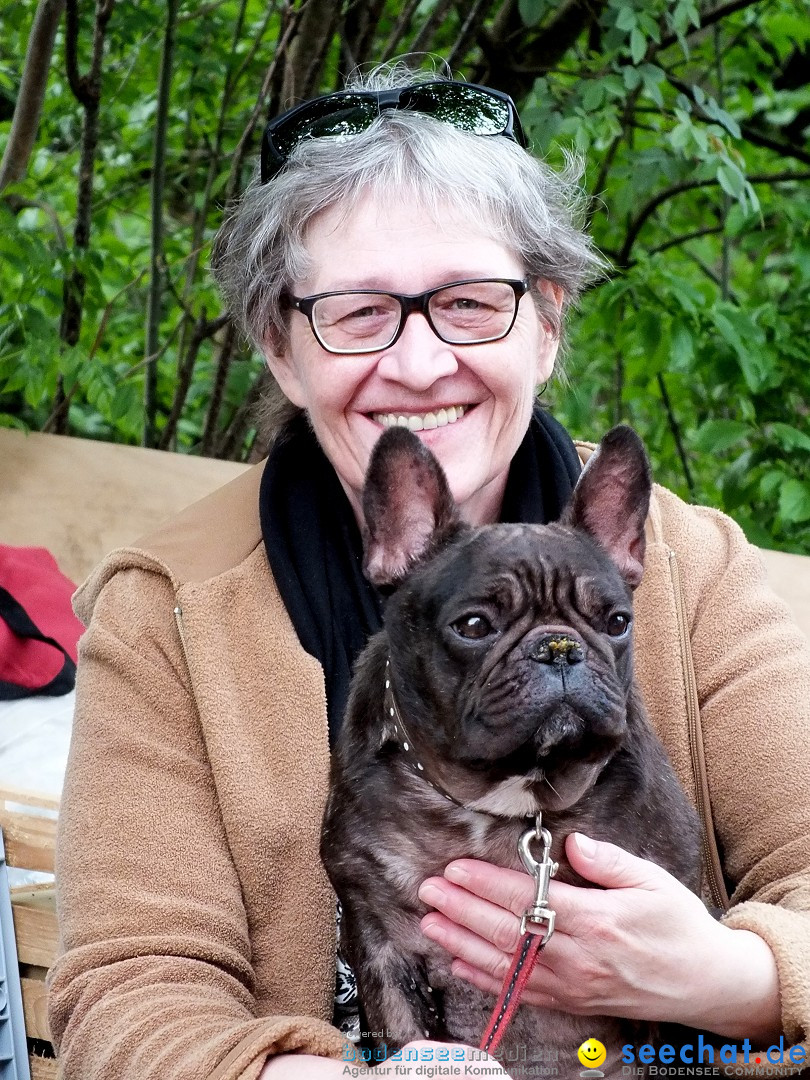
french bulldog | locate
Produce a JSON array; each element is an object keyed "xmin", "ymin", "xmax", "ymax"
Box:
[{"xmin": 321, "ymin": 424, "xmax": 702, "ymax": 1079}]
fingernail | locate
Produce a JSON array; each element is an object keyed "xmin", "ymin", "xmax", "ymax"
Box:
[
  {"xmin": 421, "ymin": 916, "xmax": 443, "ymax": 941},
  {"xmin": 574, "ymin": 832, "xmax": 597, "ymax": 858},
  {"xmin": 418, "ymin": 882, "xmax": 446, "ymax": 904},
  {"xmin": 444, "ymin": 863, "xmax": 470, "ymax": 885}
]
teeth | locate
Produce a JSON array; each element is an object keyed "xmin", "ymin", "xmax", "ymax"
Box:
[{"xmin": 372, "ymin": 405, "xmax": 470, "ymax": 429}]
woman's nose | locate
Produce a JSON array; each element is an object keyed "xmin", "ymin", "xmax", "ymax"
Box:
[{"xmin": 375, "ymin": 312, "xmax": 459, "ymax": 389}]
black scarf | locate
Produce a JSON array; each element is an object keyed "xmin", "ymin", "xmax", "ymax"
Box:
[{"xmin": 259, "ymin": 406, "xmax": 581, "ymax": 746}]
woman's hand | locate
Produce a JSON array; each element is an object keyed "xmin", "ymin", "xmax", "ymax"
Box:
[
  {"xmin": 419, "ymin": 832, "xmax": 782, "ymax": 1043},
  {"xmin": 259, "ymin": 1042, "xmax": 509, "ymax": 1078}
]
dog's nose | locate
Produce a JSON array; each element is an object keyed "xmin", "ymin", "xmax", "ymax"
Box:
[{"xmin": 531, "ymin": 634, "xmax": 584, "ymax": 665}]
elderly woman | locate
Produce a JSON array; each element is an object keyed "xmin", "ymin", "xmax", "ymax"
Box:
[{"xmin": 48, "ymin": 68, "xmax": 810, "ymax": 1080}]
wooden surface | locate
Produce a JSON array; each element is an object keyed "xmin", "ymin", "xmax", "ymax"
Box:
[
  {"xmin": 758, "ymin": 546, "xmax": 810, "ymax": 640},
  {"xmin": 21, "ymin": 968, "xmax": 51, "ymax": 1042},
  {"xmin": 0, "ymin": 787, "xmax": 59, "ymax": 876},
  {"xmin": 29, "ymin": 1056, "xmax": 59, "ymax": 1080},
  {"xmin": 11, "ymin": 886, "xmax": 58, "ymax": 969},
  {"xmin": 0, "ymin": 427, "xmax": 250, "ymax": 583}
]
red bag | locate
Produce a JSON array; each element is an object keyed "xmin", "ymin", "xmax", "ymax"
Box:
[{"xmin": 0, "ymin": 545, "xmax": 84, "ymax": 700}]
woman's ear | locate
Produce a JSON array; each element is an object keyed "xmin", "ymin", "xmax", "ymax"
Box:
[
  {"xmin": 535, "ymin": 280, "xmax": 564, "ymax": 383},
  {"xmin": 261, "ymin": 328, "xmax": 307, "ymax": 408}
]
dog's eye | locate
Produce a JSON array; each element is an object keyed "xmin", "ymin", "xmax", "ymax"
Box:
[
  {"xmin": 606, "ymin": 612, "xmax": 631, "ymax": 637},
  {"xmin": 451, "ymin": 614, "xmax": 493, "ymax": 640}
]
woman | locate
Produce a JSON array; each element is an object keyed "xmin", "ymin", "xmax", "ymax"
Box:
[{"xmin": 47, "ymin": 66, "xmax": 810, "ymax": 1080}]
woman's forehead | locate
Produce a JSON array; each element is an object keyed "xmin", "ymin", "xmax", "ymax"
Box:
[{"xmin": 297, "ymin": 188, "xmax": 521, "ymax": 291}]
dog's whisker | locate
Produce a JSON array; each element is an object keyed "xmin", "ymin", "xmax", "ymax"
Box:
[{"xmin": 543, "ymin": 776, "xmax": 562, "ymax": 801}]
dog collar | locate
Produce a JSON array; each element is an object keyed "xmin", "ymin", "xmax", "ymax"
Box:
[
  {"xmin": 383, "ymin": 659, "xmax": 473, "ymax": 810},
  {"xmin": 383, "ymin": 658, "xmax": 516, "ymax": 815}
]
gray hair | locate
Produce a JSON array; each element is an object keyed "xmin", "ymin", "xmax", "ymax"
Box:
[{"xmin": 211, "ymin": 63, "xmax": 606, "ymax": 439}]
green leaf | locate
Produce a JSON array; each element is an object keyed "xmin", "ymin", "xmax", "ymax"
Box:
[
  {"xmin": 581, "ymin": 81, "xmax": 605, "ymax": 111},
  {"xmin": 639, "ymin": 64, "xmax": 664, "ymax": 106},
  {"xmin": 703, "ymin": 97, "xmax": 742, "ymax": 139},
  {"xmin": 779, "ymin": 479, "xmax": 810, "ymax": 524},
  {"xmin": 518, "ymin": 0, "xmax": 545, "ymax": 26},
  {"xmin": 759, "ymin": 470, "xmax": 787, "ymax": 500},
  {"xmin": 615, "ymin": 6, "xmax": 638, "ymax": 32},
  {"xmin": 716, "ymin": 162, "xmax": 746, "ymax": 199},
  {"xmin": 692, "ymin": 419, "xmax": 752, "ymax": 454},
  {"xmin": 630, "ymin": 27, "xmax": 646, "ymax": 63},
  {"xmin": 769, "ymin": 423, "xmax": 810, "ymax": 453},
  {"xmin": 669, "ymin": 321, "xmax": 694, "ymax": 371},
  {"xmin": 712, "ymin": 306, "xmax": 773, "ymax": 392}
]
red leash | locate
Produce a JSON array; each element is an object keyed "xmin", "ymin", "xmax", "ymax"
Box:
[{"xmin": 479, "ymin": 817, "xmax": 558, "ymax": 1056}]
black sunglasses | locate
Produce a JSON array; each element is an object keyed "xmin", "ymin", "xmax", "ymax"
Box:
[{"xmin": 260, "ymin": 80, "xmax": 527, "ymax": 183}]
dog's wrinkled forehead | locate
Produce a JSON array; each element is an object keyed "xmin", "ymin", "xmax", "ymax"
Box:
[{"xmin": 396, "ymin": 522, "xmax": 632, "ymax": 624}]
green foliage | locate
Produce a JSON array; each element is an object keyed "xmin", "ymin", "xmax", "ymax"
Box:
[{"xmin": 1, "ymin": 0, "xmax": 809, "ymax": 552}]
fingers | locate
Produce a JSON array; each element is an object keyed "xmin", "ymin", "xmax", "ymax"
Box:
[
  {"xmin": 421, "ymin": 906, "xmax": 562, "ymax": 1010},
  {"xmin": 420, "ymin": 876, "xmax": 524, "ymax": 952},
  {"xmin": 436, "ymin": 858, "xmax": 600, "ymax": 938},
  {"xmin": 564, "ymin": 832, "xmax": 671, "ymax": 891},
  {"xmin": 441, "ymin": 860, "xmax": 535, "ymax": 917}
]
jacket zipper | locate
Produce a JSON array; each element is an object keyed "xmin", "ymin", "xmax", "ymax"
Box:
[
  {"xmin": 668, "ymin": 550, "xmax": 729, "ymax": 911},
  {"xmin": 173, "ymin": 603, "xmax": 192, "ymax": 673}
]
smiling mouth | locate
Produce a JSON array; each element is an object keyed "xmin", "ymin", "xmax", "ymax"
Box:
[{"xmin": 370, "ymin": 404, "xmax": 473, "ymax": 431}]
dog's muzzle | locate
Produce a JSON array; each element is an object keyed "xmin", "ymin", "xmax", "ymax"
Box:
[{"xmin": 530, "ymin": 633, "xmax": 584, "ymax": 666}]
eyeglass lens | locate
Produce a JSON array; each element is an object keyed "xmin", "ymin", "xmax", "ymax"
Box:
[
  {"xmin": 273, "ymin": 85, "xmax": 510, "ymax": 159},
  {"xmin": 273, "ymin": 95, "xmax": 378, "ymax": 156},
  {"xmin": 402, "ymin": 85, "xmax": 509, "ymax": 135},
  {"xmin": 311, "ymin": 281, "xmax": 519, "ymax": 352}
]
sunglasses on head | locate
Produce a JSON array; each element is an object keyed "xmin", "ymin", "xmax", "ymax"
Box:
[{"xmin": 260, "ymin": 80, "xmax": 527, "ymax": 183}]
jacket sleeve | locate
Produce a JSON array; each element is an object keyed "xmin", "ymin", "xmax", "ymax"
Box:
[
  {"xmin": 47, "ymin": 566, "xmax": 346, "ymax": 1080},
  {"xmin": 671, "ymin": 498, "xmax": 810, "ymax": 1050}
]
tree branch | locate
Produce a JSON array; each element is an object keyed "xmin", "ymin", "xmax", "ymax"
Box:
[
  {"xmin": 0, "ymin": 0, "xmax": 66, "ymax": 191},
  {"xmin": 657, "ymin": 373, "xmax": 695, "ymax": 497},
  {"xmin": 201, "ymin": 321, "xmax": 238, "ymax": 456},
  {"xmin": 222, "ymin": 7, "xmax": 302, "ymax": 208},
  {"xmin": 279, "ymin": 0, "xmax": 339, "ymax": 107},
  {"xmin": 54, "ymin": 0, "xmax": 115, "ymax": 434},
  {"xmin": 143, "ymin": 0, "xmax": 179, "ymax": 448},
  {"xmin": 738, "ymin": 122, "xmax": 810, "ymax": 167},
  {"xmin": 446, "ymin": 0, "xmax": 497, "ymax": 69},
  {"xmin": 3, "ymin": 194, "xmax": 66, "ymax": 246},
  {"xmin": 666, "ymin": 73, "xmax": 810, "ymax": 167},
  {"xmin": 159, "ymin": 312, "xmax": 231, "ymax": 451},
  {"xmin": 657, "ymin": 0, "xmax": 764, "ymax": 52},
  {"xmin": 64, "ymin": 0, "xmax": 84, "ymax": 102},
  {"xmin": 215, "ymin": 365, "xmax": 269, "ymax": 460},
  {"xmin": 649, "ymin": 225, "xmax": 725, "ymax": 255},
  {"xmin": 381, "ymin": 0, "xmax": 423, "ymax": 60},
  {"xmin": 478, "ymin": 0, "xmax": 610, "ymax": 100},
  {"xmin": 618, "ymin": 171, "xmax": 810, "ymax": 266},
  {"xmin": 408, "ymin": 0, "xmax": 455, "ymax": 56}
]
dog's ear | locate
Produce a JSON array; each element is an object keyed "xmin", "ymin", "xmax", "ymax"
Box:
[
  {"xmin": 560, "ymin": 425, "xmax": 652, "ymax": 589},
  {"xmin": 362, "ymin": 427, "xmax": 463, "ymax": 589}
]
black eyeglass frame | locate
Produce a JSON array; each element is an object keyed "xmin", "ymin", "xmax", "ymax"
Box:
[
  {"xmin": 284, "ymin": 278, "xmax": 531, "ymax": 355},
  {"xmin": 261, "ymin": 81, "xmax": 527, "ymax": 183}
]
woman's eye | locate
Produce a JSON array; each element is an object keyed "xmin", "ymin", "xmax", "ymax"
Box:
[
  {"xmin": 606, "ymin": 612, "xmax": 631, "ymax": 637},
  {"xmin": 342, "ymin": 305, "xmax": 383, "ymax": 322},
  {"xmin": 451, "ymin": 614, "xmax": 494, "ymax": 640}
]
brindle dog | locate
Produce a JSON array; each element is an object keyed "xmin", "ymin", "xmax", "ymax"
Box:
[{"xmin": 321, "ymin": 425, "xmax": 702, "ymax": 1079}]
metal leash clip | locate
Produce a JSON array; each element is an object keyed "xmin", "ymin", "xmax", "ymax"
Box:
[{"xmin": 517, "ymin": 813, "xmax": 558, "ymax": 944}]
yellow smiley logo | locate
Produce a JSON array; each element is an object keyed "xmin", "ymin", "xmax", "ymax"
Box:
[{"xmin": 577, "ymin": 1039, "xmax": 607, "ymax": 1069}]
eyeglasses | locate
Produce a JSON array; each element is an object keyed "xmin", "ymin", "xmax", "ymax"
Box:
[
  {"xmin": 260, "ymin": 81, "xmax": 527, "ymax": 183},
  {"xmin": 284, "ymin": 278, "xmax": 530, "ymax": 355}
]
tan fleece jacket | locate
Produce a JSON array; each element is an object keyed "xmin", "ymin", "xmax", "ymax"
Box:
[{"xmin": 47, "ymin": 452, "xmax": 810, "ymax": 1079}]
